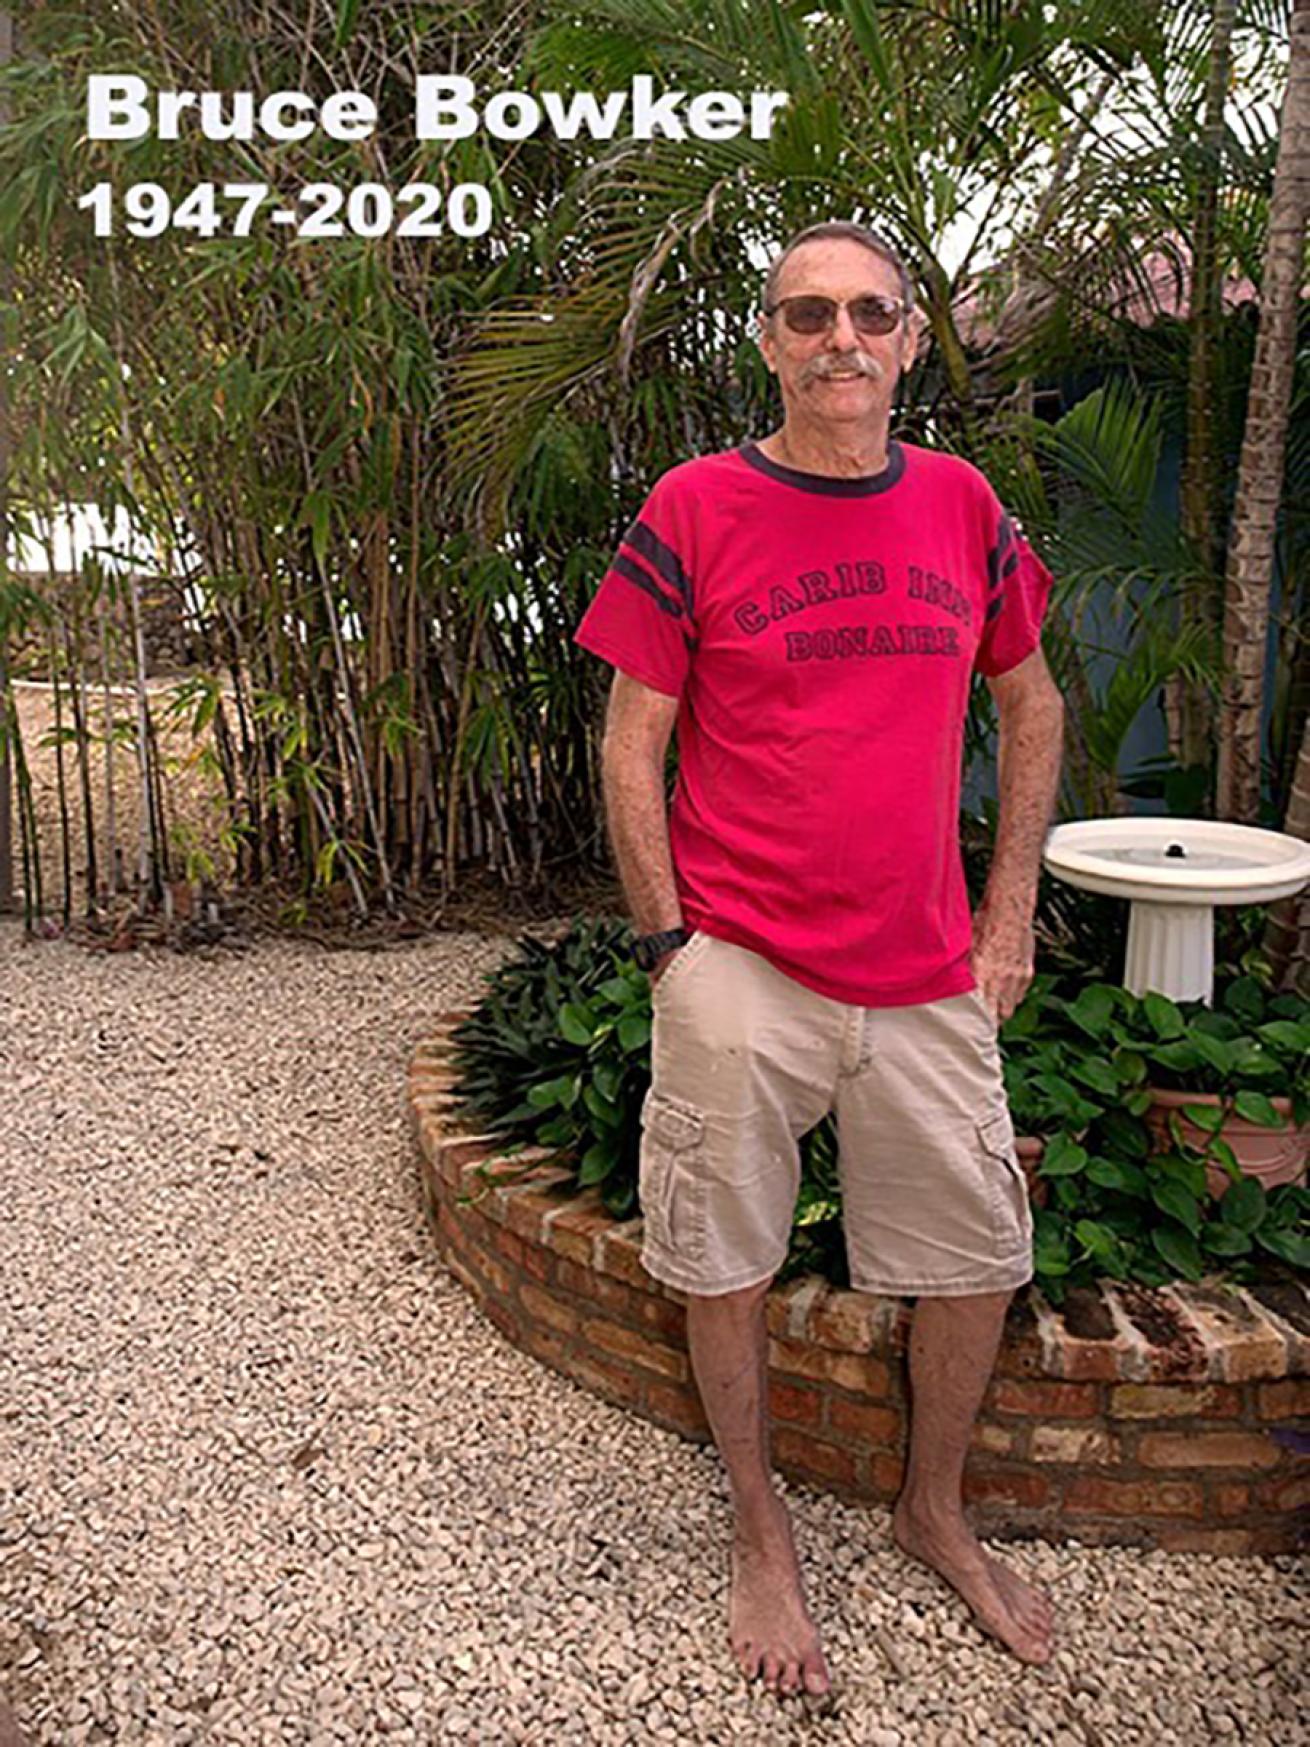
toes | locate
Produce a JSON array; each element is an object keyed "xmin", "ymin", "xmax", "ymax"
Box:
[
  {"xmin": 779, "ymin": 1657, "xmax": 802, "ymax": 1696},
  {"xmin": 761, "ymin": 1652, "xmax": 783, "ymax": 1692},
  {"xmin": 803, "ymin": 1654, "xmax": 831, "ymax": 1696},
  {"xmin": 732, "ymin": 1635, "xmax": 759, "ymax": 1680}
]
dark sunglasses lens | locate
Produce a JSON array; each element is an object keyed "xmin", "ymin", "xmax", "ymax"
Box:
[
  {"xmin": 782, "ymin": 297, "xmax": 836, "ymax": 333},
  {"xmin": 851, "ymin": 296, "xmax": 899, "ymax": 334}
]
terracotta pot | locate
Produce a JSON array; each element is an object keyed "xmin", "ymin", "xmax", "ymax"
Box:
[
  {"xmin": 1014, "ymin": 1135, "xmax": 1048, "ymax": 1209},
  {"xmin": 1144, "ymin": 1088, "xmax": 1309, "ymax": 1198}
]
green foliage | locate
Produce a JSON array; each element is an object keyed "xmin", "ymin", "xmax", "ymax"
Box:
[
  {"xmin": 998, "ymin": 973, "xmax": 1309, "ymax": 1302},
  {"xmin": 448, "ymin": 918, "xmax": 1308, "ymax": 1300}
]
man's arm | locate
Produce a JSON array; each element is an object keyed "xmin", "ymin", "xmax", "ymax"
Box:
[
  {"xmin": 600, "ymin": 670, "xmax": 685, "ymax": 979},
  {"xmin": 973, "ymin": 645, "xmax": 1065, "ymax": 1020}
]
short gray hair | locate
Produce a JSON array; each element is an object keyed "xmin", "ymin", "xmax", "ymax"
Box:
[{"xmin": 762, "ymin": 221, "xmax": 915, "ymax": 319}]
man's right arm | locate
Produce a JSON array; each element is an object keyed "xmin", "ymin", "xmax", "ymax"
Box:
[{"xmin": 600, "ymin": 670, "xmax": 685, "ymax": 984}]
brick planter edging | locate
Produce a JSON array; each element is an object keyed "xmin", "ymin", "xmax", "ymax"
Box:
[{"xmin": 410, "ymin": 1020, "xmax": 1309, "ymax": 1555}]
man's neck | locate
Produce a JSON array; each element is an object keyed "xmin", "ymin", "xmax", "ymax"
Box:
[{"xmin": 759, "ymin": 420, "xmax": 892, "ymax": 478}]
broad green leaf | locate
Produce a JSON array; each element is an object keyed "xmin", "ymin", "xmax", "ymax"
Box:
[
  {"xmin": 1143, "ymin": 991, "xmax": 1185, "ymax": 1039},
  {"xmin": 1147, "ymin": 1040, "xmax": 1203, "ymax": 1072},
  {"xmin": 1200, "ymin": 1225, "xmax": 1252, "ymax": 1257},
  {"xmin": 1066, "ymin": 984, "xmax": 1119, "ymax": 1037},
  {"xmin": 1256, "ymin": 1227, "xmax": 1310, "ymax": 1269},
  {"xmin": 1233, "ymin": 1090, "xmax": 1285, "ymax": 1128},
  {"xmin": 1256, "ymin": 1020, "xmax": 1310, "ymax": 1053},
  {"xmin": 1074, "ymin": 1220, "xmax": 1127, "ymax": 1274},
  {"xmin": 1086, "ymin": 1157, "xmax": 1149, "ymax": 1197},
  {"xmin": 577, "ymin": 1141, "xmax": 615, "ymax": 1186},
  {"xmin": 1151, "ymin": 1178, "xmax": 1201, "ymax": 1235},
  {"xmin": 617, "ymin": 1013, "xmax": 651, "ymax": 1052},
  {"xmin": 1040, "ymin": 1133, "xmax": 1088, "ymax": 1177},
  {"xmin": 1181, "ymin": 1101, "xmax": 1225, "ymax": 1134},
  {"xmin": 558, "ymin": 1003, "xmax": 595, "ymax": 1046},
  {"xmin": 1219, "ymin": 1176, "xmax": 1266, "ymax": 1233},
  {"xmin": 1191, "ymin": 1030, "xmax": 1237, "ymax": 1076},
  {"xmin": 1151, "ymin": 1225, "xmax": 1204, "ymax": 1280},
  {"xmin": 1070, "ymin": 1055, "xmax": 1120, "ymax": 1095}
]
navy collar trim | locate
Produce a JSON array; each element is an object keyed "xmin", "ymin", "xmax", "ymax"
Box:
[{"xmin": 738, "ymin": 438, "xmax": 906, "ymax": 497}]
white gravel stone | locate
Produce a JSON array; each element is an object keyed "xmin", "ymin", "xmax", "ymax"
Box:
[{"xmin": 0, "ymin": 921, "xmax": 1304, "ymax": 1746}]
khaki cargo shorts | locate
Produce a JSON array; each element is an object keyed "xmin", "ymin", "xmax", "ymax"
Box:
[{"xmin": 639, "ymin": 930, "xmax": 1033, "ymax": 1298}]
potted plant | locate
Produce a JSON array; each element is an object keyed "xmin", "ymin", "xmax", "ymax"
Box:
[{"xmin": 1111, "ymin": 977, "xmax": 1309, "ymax": 1197}]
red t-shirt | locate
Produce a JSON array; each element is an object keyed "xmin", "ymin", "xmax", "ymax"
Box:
[{"xmin": 573, "ymin": 438, "xmax": 1053, "ymax": 1007}]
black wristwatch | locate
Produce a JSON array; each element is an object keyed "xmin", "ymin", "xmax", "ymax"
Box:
[{"xmin": 632, "ymin": 926, "xmax": 691, "ymax": 972}]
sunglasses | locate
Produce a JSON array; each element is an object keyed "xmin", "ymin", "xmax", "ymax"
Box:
[{"xmin": 763, "ymin": 293, "xmax": 906, "ymax": 336}]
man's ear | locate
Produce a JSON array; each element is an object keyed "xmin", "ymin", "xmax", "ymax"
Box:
[
  {"xmin": 756, "ymin": 313, "xmax": 777, "ymax": 374},
  {"xmin": 905, "ymin": 305, "xmax": 931, "ymax": 363}
]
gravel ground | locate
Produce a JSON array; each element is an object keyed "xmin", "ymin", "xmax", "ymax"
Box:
[{"xmin": 0, "ymin": 922, "xmax": 1304, "ymax": 1747}]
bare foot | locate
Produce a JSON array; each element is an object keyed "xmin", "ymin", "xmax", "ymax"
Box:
[
  {"xmin": 891, "ymin": 1500, "xmax": 1054, "ymax": 1664},
  {"xmin": 729, "ymin": 1504, "xmax": 831, "ymax": 1697}
]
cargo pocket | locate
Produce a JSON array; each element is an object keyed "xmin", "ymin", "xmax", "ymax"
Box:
[
  {"xmin": 639, "ymin": 1088, "xmax": 707, "ymax": 1260},
  {"xmin": 976, "ymin": 1104, "xmax": 1032, "ymax": 1255},
  {"xmin": 650, "ymin": 929, "xmax": 708, "ymax": 1003}
]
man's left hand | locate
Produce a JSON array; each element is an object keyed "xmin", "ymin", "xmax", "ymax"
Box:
[{"xmin": 970, "ymin": 898, "xmax": 1036, "ymax": 1025}]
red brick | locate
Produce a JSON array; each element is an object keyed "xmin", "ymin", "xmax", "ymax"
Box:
[
  {"xmin": 502, "ymin": 1186, "xmax": 563, "ymax": 1241},
  {"xmin": 484, "ymin": 1297, "xmax": 520, "ymax": 1344},
  {"xmin": 566, "ymin": 1347, "xmax": 643, "ymax": 1407},
  {"xmin": 1108, "ymin": 1383, "xmax": 1242, "ymax": 1420},
  {"xmin": 519, "ymin": 1320, "xmax": 572, "ymax": 1372},
  {"xmin": 826, "ymin": 1396, "xmax": 902, "ymax": 1447},
  {"xmin": 870, "ymin": 1452, "xmax": 905, "ymax": 1496},
  {"xmin": 1152, "ymin": 1525, "xmax": 1265, "ymax": 1555},
  {"xmin": 1029, "ymin": 1425, "xmax": 1117, "ymax": 1464},
  {"xmin": 645, "ymin": 1380, "xmax": 711, "ymax": 1439},
  {"xmin": 1257, "ymin": 1379, "xmax": 1310, "ymax": 1420},
  {"xmin": 970, "ymin": 1421, "xmax": 1018, "ymax": 1458},
  {"xmin": 809, "ymin": 1290, "xmax": 881, "ymax": 1353},
  {"xmin": 1255, "ymin": 1471, "xmax": 1310, "ymax": 1514},
  {"xmin": 581, "ymin": 1315, "xmax": 687, "ymax": 1381},
  {"xmin": 1214, "ymin": 1483, "xmax": 1252, "ymax": 1518},
  {"xmin": 519, "ymin": 1281, "xmax": 579, "ymax": 1337},
  {"xmin": 1137, "ymin": 1431, "xmax": 1282, "ymax": 1471},
  {"xmin": 440, "ymin": 1250, "xmax": 484, "ymax": 1304},
  {"xmin": 462, "ymin": 1241, "xmax": 512, "ymax": 1299},
  {"xmin": 772, "ymin": 1427, "xmax": 858, "ymax": 1488},
  {"xmin": 765, "ymin": 1278, "xmax": 827, "ymax": 1340},
  {"xmin": 768, "ymin": 1336, "xmax": 891, "ymax": 1397},
  {"xmin": 553, "ymin": 1256, "xmax": 599, "ymax": 1302},
  {"xmin": 990, "ymin": 1379, "xmax": 1099, "ymax": 1419},
  {"xmin": 962, "ymin": 1469, "xmax": 1051, "ymax": 1509},
  {"xmin": 595, "ymin": 1224, "xmax": 653, "ymax": 1289},
  {"xmin": 545, "ymin": 1200, "xmax": 616, "ymax": 1264},
  {"xmin": 1065, "ymin": 1477, "xmax": 1205, "ymax": 1519},
  {"xmin": 767, "ymin": 1379, "xmax": 823, "ymax": 1427},
  {"xmin": 990, "ymin": 1335, "xmax": 1047, "ymax": 1381},
  {"xmin": 575, "ymin": 1269, "xmax": 687, "ymax": 1343},
  {"xmin": 1056, "ymin": 1339, "xmax": 1133, "ymax": 1382}
]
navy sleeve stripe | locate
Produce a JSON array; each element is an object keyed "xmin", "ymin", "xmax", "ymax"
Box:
[
  {"xmin": 985, "ymin": 591, "xmax": 1006, "ymax": 623},
  {"xmin": 1001, "ymin": 549, "xmax": 1019, "ymax": 580},
  {"xmin": 612, "ymin": 552, "xmax": 686, "ymax": 619},
  {"xmin": 986, "ymin": 511, "xmax": 1015, "ymax": 593},
  {"xmin": 623, "ymin": 519, "xmax": 694, "ymax": 613}
]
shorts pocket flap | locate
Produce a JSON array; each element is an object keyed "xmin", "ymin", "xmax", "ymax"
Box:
[
  {"xmin": 977, "ymin": 1108, "xmax": 1016, "ymax": 1159},
  {"xmin": 643, "ymin": 1092, "xmax": 704, "ymax": 1151}
]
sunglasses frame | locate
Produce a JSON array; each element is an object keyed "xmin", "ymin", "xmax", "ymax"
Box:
[{"xmin": 762, "ymin": 292, "xmax": 908, "ymax": 336}]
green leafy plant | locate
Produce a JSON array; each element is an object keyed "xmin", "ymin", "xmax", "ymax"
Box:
[
  {"xmin": 999, "ymin": 975, "xmax": 1309, "ymax": 1302},
  {"xmin": 449, "ymin": 914, "xmax": 652, "ymax": 1218}
]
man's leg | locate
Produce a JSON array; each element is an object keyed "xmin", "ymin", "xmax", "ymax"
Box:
[
  {"xmin": 685, "ymin": 1281, "xmax": 831, "ymax": 1698},
  {"xmin": 892, "ymin": 1288, "xmax": 1054, "ymax": 1663}
]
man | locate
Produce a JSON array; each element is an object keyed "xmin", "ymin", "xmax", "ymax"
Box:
[{"xmin": 572, "ymin": 220, "xmax": 1065, "ymax": 1697}]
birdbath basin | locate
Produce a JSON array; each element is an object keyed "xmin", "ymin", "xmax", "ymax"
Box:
[{"xmin": 1042, "ymin": 818, "xmax": 1310, "ymax": 1002}]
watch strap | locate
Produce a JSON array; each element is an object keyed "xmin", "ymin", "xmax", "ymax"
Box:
[{"xmin": 633, "ymin": 927, "xmax": 691, "ymax": 971}]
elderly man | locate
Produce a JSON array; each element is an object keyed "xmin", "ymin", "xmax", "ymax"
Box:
[{"xmin": 573, "ymin": 219, "xmax": 1065, "ymax": 1696}]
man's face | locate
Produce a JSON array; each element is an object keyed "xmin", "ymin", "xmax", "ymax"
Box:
[{"xmin": 757, "ymin": 238, "xmax": 922, "ymax": 430}]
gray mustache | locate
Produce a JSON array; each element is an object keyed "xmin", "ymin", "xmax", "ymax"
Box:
[{"xmin": 801, "ymin": 354, "xmax": 884, "ymax": 384}]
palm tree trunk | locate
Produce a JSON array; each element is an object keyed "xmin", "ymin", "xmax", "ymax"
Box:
[
  {"xmin": 1167, "ymin": 0, "xmax": 1236, "ymax": 774},
  {"xmin": 1215, "ymin": 0, "xmax": 1310, "ymax": 822},
  {"xmin": 1261, "ymin": 711, "xmax": 1309, "ymax": 993}
]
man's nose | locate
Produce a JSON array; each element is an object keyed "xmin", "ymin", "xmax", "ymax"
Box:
[{"xmin": 828, "ymin": 303, "xmax": 859, "ymax": 347}]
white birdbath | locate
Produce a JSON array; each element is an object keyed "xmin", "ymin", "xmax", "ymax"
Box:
[{"xmin": 1042, "ymin": 818, "xmax": 1310, "ymax": 1004}]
